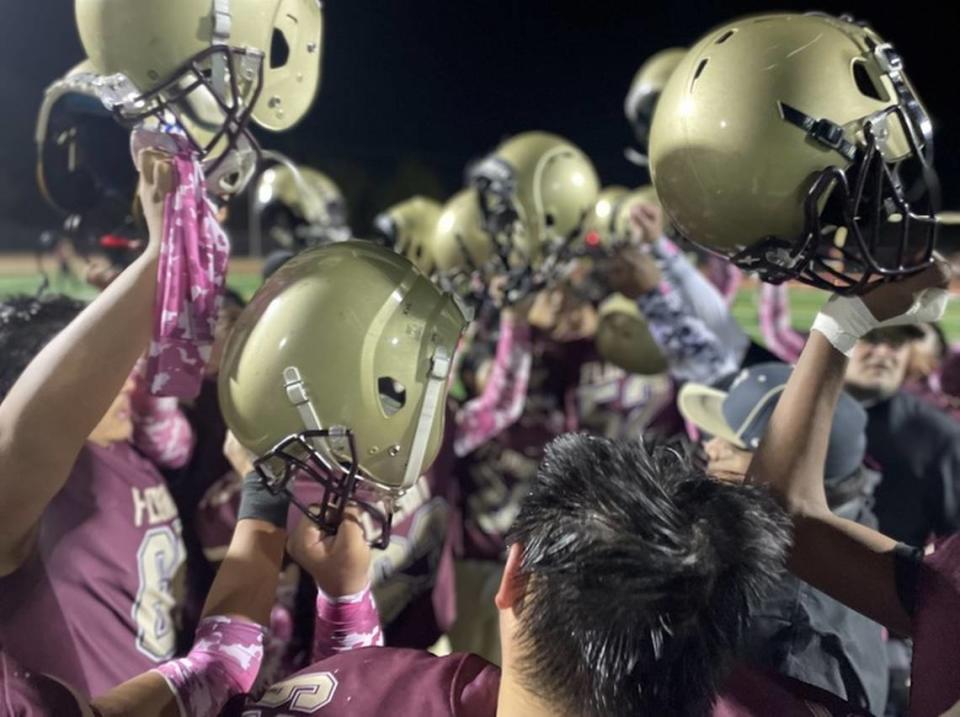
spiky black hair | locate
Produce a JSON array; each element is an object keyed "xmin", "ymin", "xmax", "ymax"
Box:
[
  {"xmin": 507, "ymin": 433, "xmax": 790, "ymax": 717},
  {"xmin": 0, "ymin": 294, "xmax": 86, "ymax": 403}
]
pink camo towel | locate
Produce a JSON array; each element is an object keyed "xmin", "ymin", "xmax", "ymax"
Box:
[{"xmin": 134, "ymin": 129, "xmax": 231, "ymax": 398}]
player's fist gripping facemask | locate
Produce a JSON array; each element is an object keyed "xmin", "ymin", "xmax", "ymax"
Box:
[
  {"xmin": 650, "ymin": 12, "xmax": 939, "ymax": 294},
  {"xmin": 218, "ymin": 241, "xmax": 468, "ymax": 547}
]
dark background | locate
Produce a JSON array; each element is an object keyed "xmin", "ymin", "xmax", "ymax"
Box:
[{"xmin": 1, "ymin": 0, "xmax": 959, "ymax": 251}]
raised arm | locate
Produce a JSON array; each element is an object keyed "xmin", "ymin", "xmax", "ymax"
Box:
[
  {"xmin": 454, "ymin": 308, "xmax": 532, "ymax": 457},
  {"xmin": 91, "ymin": 471, "xmax": 290, "ymax": 717},
  {"xmin": 0, "ymin": 152, "xmax": 171, "ymax": 573},
  {"xmin": 287, "ymin": 508, "xmax": 384, "ymax": 661},
  {"xmin": 758, "ymin": 282, "xmax": 808, "ymax": 363},
  {"xmin": 748, "ymin": 261, "xmax": 951, "ymax": 636}
]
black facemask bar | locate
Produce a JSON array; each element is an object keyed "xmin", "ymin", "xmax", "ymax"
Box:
[
  {"xmin": 111, "ymin": 45, "xmax": 265, "ymax": 180},
  {"xmin": 730, "ymin": 102, "xmax": 939, "ymax": 295},
  {"xmin": 472, "ymin": 160, "xmax": 593, "ymax": 308},
  {"xmin": 254, "ymin": 428, "xmax": 393, "ymax": 549}
]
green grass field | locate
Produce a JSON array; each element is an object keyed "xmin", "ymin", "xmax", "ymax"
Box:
[{"xmin": 3, "ymin": 267, "xmax": 960, "ymax": 344}]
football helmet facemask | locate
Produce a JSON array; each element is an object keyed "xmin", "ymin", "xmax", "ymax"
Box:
[
  {"xmin": 650, "ymin": 12, "xmax": 938, "ymax": 293},
  {"xmin": 218, "ymin": 241, "xmax": 467, "ymax": 546}
]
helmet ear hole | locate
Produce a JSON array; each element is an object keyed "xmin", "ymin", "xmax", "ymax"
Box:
[
  {"xmin": 544, "ymin": 213, "xmax": 556, "ymax": 228},
  {"xmin": 271, "ymin": 29, "xmax": 291, "ymax": 69},
  {"xmin": 852, "ymin": 60, "xmax": 888, "ymax": 102},
  {"xmin": 378, "ymin": 378, "xmax": 407, "ymax": 416}
]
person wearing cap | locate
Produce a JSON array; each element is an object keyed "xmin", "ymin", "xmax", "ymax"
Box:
[
  {"xmin": 844, "ymin": 326, "xmax": 960, "ymax": 547},
  {"xmin": 679, "ymin": 362, "xmax": 889, "ymax": 715}
]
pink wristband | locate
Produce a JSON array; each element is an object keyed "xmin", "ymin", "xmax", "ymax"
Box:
[
  {"xmin": 312, "ymin": 583, "xmax": 383, "ymax": 661},
  {"xmin": 155, "ymin": 616, "xmax": 266, "ymax": 717}
]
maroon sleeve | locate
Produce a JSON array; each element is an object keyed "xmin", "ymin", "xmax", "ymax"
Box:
[
  {"xmin": 0, "ymin": 649, "xmax": 91, "ymax": 717},
  {"xmin": 909, "ymin": 534, "xmax": 960, "ymax": 717},
  {"xmin": 716, "ymin": 664, "xmax": 871, "ymax": 716}
]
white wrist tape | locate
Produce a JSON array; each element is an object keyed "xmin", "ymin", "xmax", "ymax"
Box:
[
  {"xmin": 812, "ymin": 288, "xmax": 949, "ymax": 357},
  {"xmin": 811, "ymin": 295, "xmax": 877, "ymax": 356}
]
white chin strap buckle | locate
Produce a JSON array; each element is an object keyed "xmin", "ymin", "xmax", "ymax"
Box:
[{"xmin": 401, "ymin": 346, "xmax": 452, "ymax": 488}]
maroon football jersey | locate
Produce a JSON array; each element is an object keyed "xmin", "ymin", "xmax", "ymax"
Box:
[
  {"xmin": 0, "ymin": 442, "xmax": 186, "ymax": 696},
  {"xmin": 910, "ymin": 533, "xmax": 960, "ymax": 717},
  {"xmin": 0, "ymin": 649, "xmax": 90, "ymax": 716},
  {"xmin": 229, "ymin": 649, "xmax": 866, "ymax": 717},
  {"xmin": 230, "ymin": 648, "xmax": 497, "ymax": 717}
]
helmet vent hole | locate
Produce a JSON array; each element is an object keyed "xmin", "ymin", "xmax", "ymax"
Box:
[
  {"xmin": 852, "ymin": 61, "xmax": 887, "ymax": 102},
  {"xmin": 545, "ymin": 213, "xmax": 556, "ymax": 227},
  {"xmin": 378, "ymin": 378, "xmax": 407, "ymax": 417},
  {"xmin": 692, "ymin": 59, "xmax": 709, "ymax": 86},
  {"xmin": 271, "ymin": 29, "xmax": 291, "ymax": 69},
  {"xmin": 716, "ymin": 30, "xmax": 736, "ymax": 44}
]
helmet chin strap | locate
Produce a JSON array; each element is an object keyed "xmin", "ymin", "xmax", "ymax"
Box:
[
  {"xmin": 211, "ymin": 0, "xmax": 233, "ymax": 100},
  {"xmin": 282, "ymin": 365, "xmax": 342, "ymax": 470},
  {"xmin": 401, "ymin": 345, "xmax": 452, "ymax": 489},
  {"xmin": 282, "ymin": 342, "xmax": 453, "ymax": 495}
]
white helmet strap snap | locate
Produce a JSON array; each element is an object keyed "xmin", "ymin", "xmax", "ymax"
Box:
[
  {"xmin": 283, "ymin": 365, "xmax": 342, "ymax": 470},
  {"xmin": 211, "ymin": 0, "xmax": 233, "ymax": 99},
  {"xmin": 402, "ymin": 345, "xmax": 452, "ymax": 488}
]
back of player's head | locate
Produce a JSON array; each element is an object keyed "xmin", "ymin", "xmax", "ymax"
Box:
[
  {"xmin": 507, "ymin": 434, "xmax": 790, "ymax": 717},
  {"xmin": 0, "ymin": 294, "xmax": 86, "ymax": 402}
]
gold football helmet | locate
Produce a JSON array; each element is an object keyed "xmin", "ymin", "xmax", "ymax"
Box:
[
  {"xmin": 219, "ymin": 241, "xmax": 467, "ymax": 545},
  {"xmin": 595, "ymin": 294, "xmax": 667, "ymax": 376},
  {"xmin": 75, "ymin": 0, "xmax": 323, "ymax": 192},
  {"xmin": 251, "ymin": 157, "xmax": 349, "ymax": 251},
  {"xmin": 650, "ymin": 13, "xmax": 937, "ymax": 293},
  {"xmin": 624, "ymin": 48, "xmax": 687, "ymax": 165},
  {"xmin": 469, "ymin": 131, "xmax": 600, "ymax": 298},
  {"xmin": 373, "ymin": 197, "xmax": 443, "ymax": 275}
]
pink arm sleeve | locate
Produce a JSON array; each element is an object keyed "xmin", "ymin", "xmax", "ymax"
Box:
[
  {"xmin": 758, "ymin": 283, "xmax": 808, "ymax": 363},
  {"xmin": 154, "ymin": 616, "xmax": 266, "ymax": 717},
  {"xmin": 130, "ymin": 361, "xmax": 195, "ymax": 469},
  {"xmin": 453, "ymin": 313, "xmax": 531, "ymax": 458},
  {"xmin": 312, "ymin": 583, "xmax": 384, "ymax": 661},
  {"xmin": 703, "ymin": 254, "xmax": 742, "ymax": 306}
]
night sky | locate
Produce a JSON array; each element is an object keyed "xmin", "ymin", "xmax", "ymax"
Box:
[{"xmin": 2, "ymin": 0, "xmax": 959, "ymax": 250}]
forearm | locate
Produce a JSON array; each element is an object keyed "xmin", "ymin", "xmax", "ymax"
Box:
[
  {"xmin": 454, "ymin": 312, "xmax": 531, "ymax": 456},
  {"xmin": 748, "ymin": 331, "xmax": 844, "ymax": 511},
  {"xmin": 655, "ymin": 237, "xmax": 732, "ymax": 331},
  {"xmin": 635, "ymin": 283, "xmax": 737, "ymax": 383},
  {"xmin": 202, "ymin": 519, "xmax": 287, "ymax": 626},
  {"xmin": 758, "ymin": 283, "xmax": 807, "ymax": 363},
  {"xmin": 312, "ymin": 583, "xmax": 383, "ymax": 661},
  {"xmin": 0, "ymin": 251, "xmax": 159, "ymax": 546},
  {"xmin": 748, "ymin": 330, "xmax": 908, "ymax": 633},
  {"xmin": 92, "ymin": 672, "xmax": 180, "ymax": 717}
]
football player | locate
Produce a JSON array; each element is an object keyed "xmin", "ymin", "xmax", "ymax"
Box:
[
  {"xmin": 748, "ymin": 258, "xmax": 960, "ymax": 715},
  {"xmin": 0, "ymin": 152, "xmax": 189, "ymax": 694},
  {"xmin": 233, "ymin": 429, "xmax": 875, "ymax": 717},
  {"xmin": 219, "ymin": 239, "xmax": 468, "ymax": 652},
  {"xmin": 679, "ymin": 364, "xmax": 888, "ymax": 712}
]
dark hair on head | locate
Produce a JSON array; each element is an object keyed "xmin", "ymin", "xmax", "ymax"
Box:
[
  {"xmin": 0, "ymin": 294, "xmax": 86, "ymax": 403},
  {"xmin": 507, "ymin": 433, "xmax": 791, "ymax": 717}
]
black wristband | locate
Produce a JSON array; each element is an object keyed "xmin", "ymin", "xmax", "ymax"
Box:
[{"xmin": 236, "ymin": 472, "xmax": 290, "ymax": 529}]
